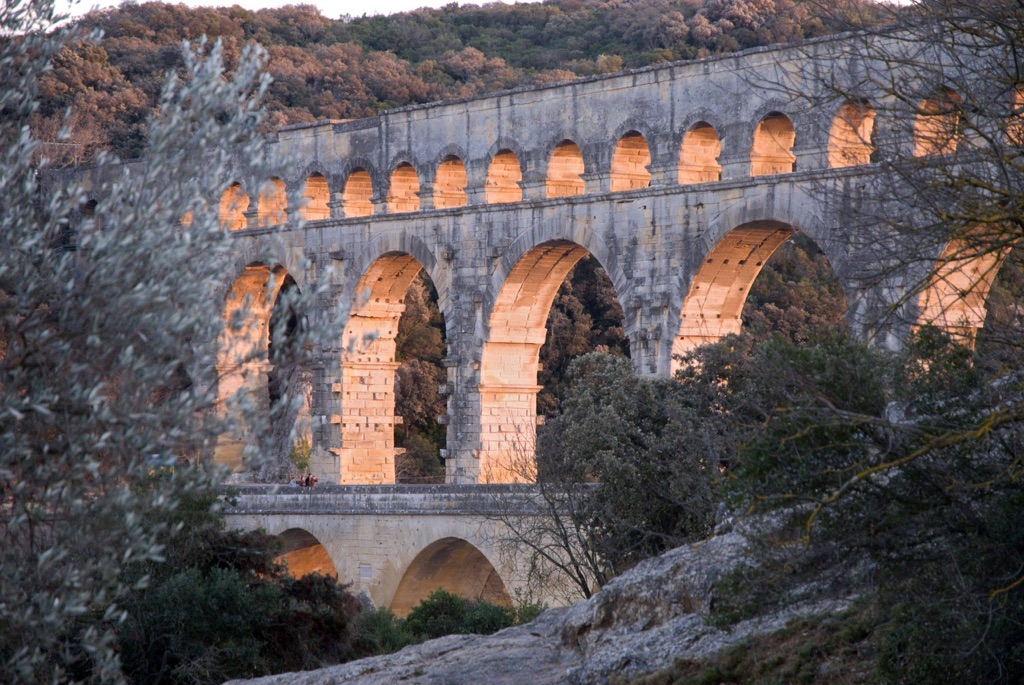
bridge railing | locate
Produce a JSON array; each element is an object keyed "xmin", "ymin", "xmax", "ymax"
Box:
[{"xmin": 220, "ymin": 483, "xmax": 550, "ymax": 516}]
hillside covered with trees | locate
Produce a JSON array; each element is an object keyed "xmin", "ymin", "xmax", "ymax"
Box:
[{"xmin": 38, "ymin": 0, "xmax": 887, "ymax": 163}]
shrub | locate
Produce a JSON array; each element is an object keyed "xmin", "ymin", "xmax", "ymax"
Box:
[
  {"xmin": 117, "ymin": 498, "xmax": 360, "ymax": 684},
  {"xmin": 352, "ymin": 607, "xmax": 418, "ymax": 657},
  {"xmin": 514, "ymin": 601, "xmax": 547, "ymax": 624},
  {"xmin": 289, "ymin": 436, "xmax": 312, "ymax": 472},
  {"xmin": 404, "ymin": 589, "xmax": 517, "ymax": 641}
]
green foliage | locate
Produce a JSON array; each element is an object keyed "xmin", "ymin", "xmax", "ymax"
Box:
[
  {"xmin": 532, "ymin": 353, "xmax": 717, "ymax": 590},
  {"xmin": 539, "ymin": 256, "xmax": 630, "ymax": 416},
  {"xmin": 396, "ymin": 431, "xmax": 447, "ymax": 483},
  {"xmin": 0, "ymin": 2, "xmax": 287, "ymax": 678},
  {"xmin": 977, "ymin": 245, "xmax": 1024, "ymax": 375},
  {"xmin": 702, "ymin": 328, "xmax": 1024, "ymax": 682},
  {"xmin": 715, "ymin": 333, "xmax": 892, "ymax": 509},
  {"xmin": 119, "ymin": 567, "xmax": 279, "ymax": 684},
  {"xmin": 0, "ymin": 2, "xmax": 339, "ymax": 679},
  {"xmin": 742, "ymin": 234, "xmax": 849, "ymax": 345},
  {"xmin": 394, "ymin": 273, "xmax": 447, "ymax": 483},
  {"xmin": 404, "ymin": 589, "xmax": 517, "ymax": 641},
  {"xmin": 352, "ymin": 593, "xmax": 540, "ymax": 658},
  {"xmin": 352, "ymin": 607, "xmax": 418, "ymax": 658},
  {"xmin": 117, "ymin": 497, "xmax": 360, "ymax": 684},
  {"xmin": 623, "ymin": 605, "xmax": 880, "ymax": 685},
  {"xmin": 514, "ymin": 601, "xmax": 547, "ymax": 624},
  {"xmin": 289, "ymin": 436, "xmax": 312, "ymax": 472}
]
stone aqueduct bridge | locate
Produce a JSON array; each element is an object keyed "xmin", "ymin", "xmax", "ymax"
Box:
[
  {"xmin": 73, "ymin": 33, "xmax": 1000, "ymax": 611},
  {"xmin": 189, "ymin": 33, "xmax": 990, "ymax": 487},
  {"xmin": 223, "ymin": 484, "xmax": 543, "ymax": 614}
]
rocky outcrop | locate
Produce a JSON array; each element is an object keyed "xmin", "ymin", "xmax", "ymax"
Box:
[{"xmin": 225, "ymin": 531, "xmax": 834, "ymax": 685}]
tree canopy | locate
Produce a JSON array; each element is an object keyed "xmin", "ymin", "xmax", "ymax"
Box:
[{"xmin": 38, "ymin": 0, "xmax": 890, "ymax": 162}]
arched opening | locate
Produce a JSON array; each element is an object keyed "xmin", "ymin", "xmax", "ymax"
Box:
[
  {"xmin": 267, "ymin": 274, "xmax": 302, "ymax": 429},
  {"xmin": 342, "ymin": 168, "xmax": 374, "ymax": 217},
  {"xmin": 914, "ymin": 88, "xmax": 962, "ymax": 157},
  {"xmin": 916, "ymin": 231, "xmax": 1009, "ymax": 349},
  {"xmin": 394, "ymin": 273, "xmax": 448, "ymax": 484},
  {"xmin": 485, "ymin": 149, "xmax": 523, "ymax": 204},
  {"xmin": 610, "ymin": 131, "xmax": 652, "ymax": 192},
  {"xmin": 275, "ymin": 528, "xmax": 338, "ymax": 579},
  {"xmin": 546, "ymin": 140, "xmax": 585, "ymax": 198},
  {"xmin": 219, "ymin": 182, "xmax": 248, "ymax": 230},
  {"xmin": 433, "ymin": 156, "xmax": 467, "ymax": 209},
  {"xmin": 480, "ymin": 241, "xmax": 626, "ymax": 482},
  {"xmin": 387, "ymin": 163, "xmax": 420, "ymax": 213},
  {"xmin": 79, "ymin": 199, "xmax": 99, "ymax": 234},
  {"xmin": 678, "ymin": 122, "xmax": 722, "ymax": 184},
  {"xmin": 1007, "ymin": 86, "xmax": 1024, "ymax": 146},
  {"xmin": 674, "ymin": 222, "xmax": 848, "ymax": 372},
  {"xmin": 300, "ymin": 173, "xmax": 330, "ymax": 221},
  {"xmin": 976, "ymin": 239, "xmax": 1024, "ymax": 372},
  {"xmin": 258, "ymin": 177, "xmax": 288, "ymax": 227},
  {"xmin": 390, "ymin": 537, "xmax": 510, "ymax": 618},
  {"xmin": 750, "ymin": 112, "xmax": 796, "ymax": 176},
  {"xmin": 537, "ymin": 255, "xmax": 629, "ymax": 417},
  {"xmin": 215, "ymin": 264, "xmax": 294, "ymax": 472},
  {"xmin": 828, "ymin": 100, "xmax": 876, "ymax": 168},
  {"xmin": 341, "ymin": 253, "xmax": 446, "ymax": 484}
]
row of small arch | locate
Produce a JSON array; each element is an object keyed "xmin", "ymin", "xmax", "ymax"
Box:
[
  {"xmin": 219, "ymin": 87, "xmax": 1020, "ymax": 230},
  {"xmin": 218, "ymin": 109, "xmax": 841, "ymax": 229}
]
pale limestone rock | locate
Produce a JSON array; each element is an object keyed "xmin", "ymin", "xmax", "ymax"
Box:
[{"xmin": 223, "ymin": 532, "xmax": 779, "ymax": 685}]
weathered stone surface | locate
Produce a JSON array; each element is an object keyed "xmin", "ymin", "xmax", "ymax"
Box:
[
  {"xmin": 223, "ymin": 531, "xmax": 829, "ymax": 685},
  {"xmin": 225, "ymin": 609, "xmax": 575, "ymax": 685}
]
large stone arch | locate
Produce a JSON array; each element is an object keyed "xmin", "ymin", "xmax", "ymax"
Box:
[
  {"xmin": 276, "ymin": 528, "xmax": 339, "ymax": 579},
  {"xmin": 349, "ymin": 234, "xmax": 450, "ymax": 318},
  {"xmin": 389, "ymin": 536, "xmax": 511, "ymax": 617},
  {"xmin": 222, "ymin": 239, "xmax": 306, "ymax": 296},
  {"xmin": 474, "ymin": 223, "xmax": 628, "ymax": 483},
  {"xmin": 671, "ymin": 211, "xmax": 851, "ymax": 372},
  {"xmin": 215, "ymin": 262, "xmax": 295, "ymax": 470},
  {"xmin": 914, "ymin": 231, "xmax": 1011, "ymax": 347},
  {"xmin": 487, "ymin": 219, "xmax": 628, "ymax": 314},
  {"xmin": 336, "ymin": 238, "xmax": 449, "ymax": 484}
]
